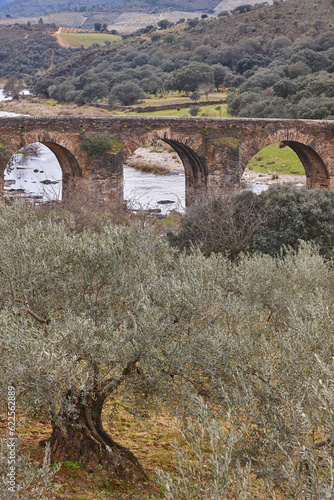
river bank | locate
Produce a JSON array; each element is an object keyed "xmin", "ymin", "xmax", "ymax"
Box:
[{"xmin": 242, "ymin": 169, "xmax": 306, "ymax": 187}]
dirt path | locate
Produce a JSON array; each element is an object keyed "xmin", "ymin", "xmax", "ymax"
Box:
[{"xmin": 53, "ymin": 28, "xmax": 71, "ymax": 49}]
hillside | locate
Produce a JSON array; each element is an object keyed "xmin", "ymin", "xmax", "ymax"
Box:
[
  {"xmin": 0, "ymin": 24, "xmax": 81, "ymax": 83},
  {"xmin": 25, "ymin": 0, "xmax": 334, "ymax": 121},
  {"xmin": 1, "ymin": 0, "xmax": 334, "ymax": 120},
  {"xmin": 0, "ymin": 0, "xmax": 279, "ymax": 33}
]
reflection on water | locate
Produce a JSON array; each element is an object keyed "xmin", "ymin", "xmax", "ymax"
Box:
[
  {"xmin": 0, "ymin": 89, "xmax": 30, "ymax": 116},
  {"xmin": 0, "ymin": 90, "xmax": 63, "ymax": 201},
  {"xmin": 5, "ymin": 144, "xmax": 62, "ymax": 202},
  {"xmin": 4, "ymin": 157, "xmax": 268, "ymax": 209},
  {"xmin": 242, "ymin": 182, "xmax": 268, "ymax": 194},
  {"xmin": 123, "ymin": 165, "xmax": 185, "ymax": 214},
  {"xmin": 0, "ymin": 89, "xmax": 11, "ymax": 103},
  {"xmin": 123, "ymin": 166, "xmax": 270, "ymax": 214},
  {"xmin": 0, "ymin": 110, "xmax": 22, "ymax": 117}
]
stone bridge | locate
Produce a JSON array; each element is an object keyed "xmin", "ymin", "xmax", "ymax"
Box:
[{"xmin": 1, "ymin": 115, "xmax": 334, "ymax": 204}]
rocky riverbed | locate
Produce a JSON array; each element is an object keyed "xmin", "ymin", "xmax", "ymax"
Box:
[
  {"xmin": 242, "ymin": 169, "xmax": 306, "ymax": 187},
  {"xmin": 127, "ymin": 146, "xmax": 184, "ymax": 173}
]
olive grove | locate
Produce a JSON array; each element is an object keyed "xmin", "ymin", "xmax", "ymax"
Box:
[{"xmin": 1, "ymin": 201, "xmax": 334, "ymax": 497}]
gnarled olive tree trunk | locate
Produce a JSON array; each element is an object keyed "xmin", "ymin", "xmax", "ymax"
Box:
[{"xmin": 50, "ymin": 391, "xmax": 146, "ymax": 483}]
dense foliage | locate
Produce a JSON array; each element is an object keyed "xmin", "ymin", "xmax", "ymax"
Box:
[
  {"xmin": 2, "ymin": 201, "xmax": 334, "ymax": 497},
  {"xmin": 168, "ymin": 185, "xmax": 334, "ymax": 258},
  {"xmin": 0, "ymin": 25, "xmax": 81, "ymax": 83}
]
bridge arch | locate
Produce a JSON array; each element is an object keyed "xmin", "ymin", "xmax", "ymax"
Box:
[
  {"xmin": 21, "ymin": 132, "xmax": 83, "ymax": 189},
  {"xmin": 121, "ymin": 129, "xmax": 208, "ymax": 205},
  {"xmin": 239, "ymin": 130, "xmax": 330, "ymax": 189}
]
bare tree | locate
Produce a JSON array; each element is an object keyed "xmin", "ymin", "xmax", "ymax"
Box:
[
  {"xmin": 3, "ymin": 76, "xmax": 23, "ymax": 100},
  {"xmin": 168, "ymin": 191, "xmax": 265, "ymax": 259},
  {"xmin": 199, "ymin": 82, "xmax": 215, "ymax": 101}
]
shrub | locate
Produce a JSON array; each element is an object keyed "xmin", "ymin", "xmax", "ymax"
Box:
[
  {"xmin": 167, "ymin": 191, "xmax": 264, "ymax": 259},
  {"xmin": 189, "ymin": 106, "xmax": 200, "ymax": 116},
  {"xmin": 80, "ymin": 132, "xmax": 113, "ymax": 155},
  {"xmin": 169, "ymin": 185, "xmax": 334, "ymax": 259},
  {"xmin": 252, "ymin": 184, "xmax": 334, "ymax": 256}
]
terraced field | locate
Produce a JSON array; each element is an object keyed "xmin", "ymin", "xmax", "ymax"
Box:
[{"xmin": 214, "ymin": 0, "xmax": 274, "ymax": 11}]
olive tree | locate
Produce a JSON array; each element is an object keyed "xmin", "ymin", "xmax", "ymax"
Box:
[
  {"xmin": 0, "ymin": 202, "xmax": 228, "ymax": 483},
  {"xmin": 158, "ymin": 244, "xmax": 334, "ymax": 497},
  {"xmin": 3, "ymin": 202, "xmax": 334, "ymax": 495}
]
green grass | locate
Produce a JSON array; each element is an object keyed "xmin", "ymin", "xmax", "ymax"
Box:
[
  {"xmin": 142, "ymin": 92, "xmax": 226, "ymax": 105},
  {"xmin": 247, "ymin": 142, "xmax": 305, "ymax": 175},
  {"xmin": 143, "ymin": 93, "xmax": 187, "ymax": 104},
  {"xmin": 122, "ymin": 103, "xmax": 229, "ymax": 117},
  {"xmin": 59, "ymin": 33, "xmax": 121, "ymax": 48}
]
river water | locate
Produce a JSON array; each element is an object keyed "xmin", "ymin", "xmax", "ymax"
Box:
[
  {"xmin": 1, "ymin": 90, "xmax": 63, "ymax": 201},
  {"xmin": 0, "ymin": 90, "xmax": 267, "ymax": 210}
]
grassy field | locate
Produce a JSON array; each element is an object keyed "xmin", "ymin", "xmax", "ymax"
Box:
[
  {"xmin": 143, "ymin": 92, "xmax": 227, "ymax": 105},
  {"xmin": 122, "ymin": 103, "xmax": 230, "ymax": 117},
  {"xmin": 246, "ymin": 142, "xmax": 304, "ymax": 175},
  {"xmin": 59, "ymin": 32, "xmax": 121, "ymax": 48}
]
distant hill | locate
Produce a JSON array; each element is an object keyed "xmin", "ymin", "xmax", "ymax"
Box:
[
  {"xmin": 0, "ymin": 0, "xmax": 281, "ymax": 33},
  {"xmin": 0, "ymin": 0, "xmax": 221, "ymax": 18},
  {"xmin": 0, "ymin": 24, "xmax": 79, "ymax": 82},
  {"xmin": 24, "ymin": 0, "xmax": 334, "ymax": 122},
  {"xmin": 0, "ymin": 0, "xmax": 123, "ymax": 18}
]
